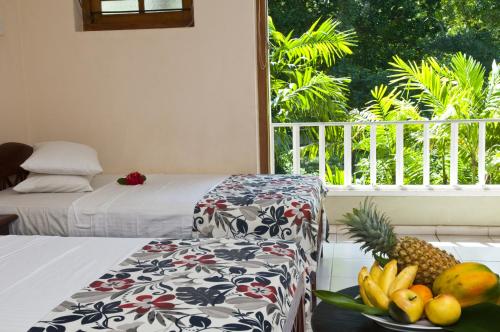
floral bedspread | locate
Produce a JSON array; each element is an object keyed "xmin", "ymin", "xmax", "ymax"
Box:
[
  {"xmin": 29, "ymin": 238, "xmax": 303, "ymax": 332},
  {"xmin": 192, "ymin": 174, "xmax": 327, "ymax": 308}
]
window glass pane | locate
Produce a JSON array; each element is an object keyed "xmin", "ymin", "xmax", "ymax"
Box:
[
  {"xmin": 101, "ymin": 0, "xmax": 139, "ymax": 13},
  {"xmin": 145, "ymin": 0, "xmax": 183, "ymax": 11}
]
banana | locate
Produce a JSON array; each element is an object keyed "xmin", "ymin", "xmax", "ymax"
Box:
[
  {"xmin": 369, "ymin": 260, "xmax": 383, "ymax": 285},
  {"xmin": 379, "ymin": 259, "xmax": 398, "ymax": 295},
  {"xmin": 388, "ymin": 265, "xmax": 418, "ymax": 296},
  {"xmin": 363, "ymin": 276, "xmax": 390, "ymax": 310},
  {"xmin": 358, "ymin": 267, "xmax": 374, "ymax": 307}
]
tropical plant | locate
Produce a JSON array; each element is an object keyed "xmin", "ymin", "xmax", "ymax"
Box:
[
  {"xmin": 269, "ymin": 17, "xmax": 356, "ymax": 175},
  {"xmin": 355, "ymin": 53, "xmax": 500, "ymax": 184}
]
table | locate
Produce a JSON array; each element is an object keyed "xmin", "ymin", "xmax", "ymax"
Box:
[
  {"xmin": 312, "ymin": 286, "xmax": 389, "ymax": 332},
  {"xmin": 0, "ymin": 214, "xmax": 18, "ymax": 235}
]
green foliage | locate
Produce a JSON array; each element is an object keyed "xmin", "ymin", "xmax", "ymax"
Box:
[
  {"xmin": 270, "ymin": 17, "xmax": 356, "ymax": 175},
  {"xmin": 269, "ymin": 0, "xmax": 500, "ymax": 109},
  {"xmin": 353, "ymin": 54, "xmax": 500, "ymax": 184},
  {"xmin": 269, "ymin": 0, "xmax": 499, "ymax": 184}
]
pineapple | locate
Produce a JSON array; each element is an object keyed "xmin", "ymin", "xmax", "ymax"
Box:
[{"xmin": 340, "ymin": 199, "xmax": 459, "ymax": 287}]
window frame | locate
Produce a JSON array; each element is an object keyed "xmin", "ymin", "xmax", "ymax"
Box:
[{"xmin": 81, "ymin": 0, "xmax": 194, "ymax": 31}]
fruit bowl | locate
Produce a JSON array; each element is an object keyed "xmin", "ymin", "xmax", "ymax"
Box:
[{"xmin": 361, "ymin": 313, "xmax": 443, "ymax": 331}]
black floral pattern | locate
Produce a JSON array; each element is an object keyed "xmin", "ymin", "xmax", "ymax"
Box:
[
  {"xmin": 192, "ymin": 174, "xmax": 327, "ymax": 312},
  {"xmin": 29, "ymin": 238, "xmax": 302, "ymax": 332}
]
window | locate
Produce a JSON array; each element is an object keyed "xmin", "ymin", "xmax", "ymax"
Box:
[{"xmin": 81, "ymin": 0, "xmax": 194, "ymax": 31}]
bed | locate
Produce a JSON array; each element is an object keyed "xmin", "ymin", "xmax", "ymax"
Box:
[
  {"xmin": 1, "ymin": 235, "xmax": 305, "ymax": 332},
  {"xmin": 0, "ymin": 173, "xmax": 227, "ymax": 238},
  {"xmin": 0, "ymin": 142, "xmax": 327, "ymax": 314}
]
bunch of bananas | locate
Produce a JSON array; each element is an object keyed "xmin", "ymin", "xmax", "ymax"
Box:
[{"xmin": 358, "ymin": 260, "xmax": 418, "ymax": 310}]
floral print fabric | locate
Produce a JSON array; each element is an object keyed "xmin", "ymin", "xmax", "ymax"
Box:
[
  {"xmin": 192, "ymin": 174, "xmax": 327, "ymax": 309},
  {"xmin": 29, "ymin": 238, "xmax": 302, "ymax": 332}
]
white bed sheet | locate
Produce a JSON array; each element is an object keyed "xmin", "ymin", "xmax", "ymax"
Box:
[
  {"xmin": 0, "ymin": 174, "xmax": 226, "ymax": 238},
  {"xmin": 68, "ymin": 174, "xmax": 226, "ymax": 238},
  {"xmin": 0, "ymin": 175, "xmax": 116, "ymax": 236},
  {"xmin": 0, "ymin": 235, "xmax": 150, "ymax": 332}
]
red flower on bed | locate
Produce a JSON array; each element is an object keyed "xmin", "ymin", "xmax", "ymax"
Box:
[
  {"xmin": 284, "ymin": 202, "xmax": 312, "ymax": 226},
  {"xmin": 120, "ymin": 294, "xmax": 176, "ymax": 314},
  {"xmin": 173, "ymin": 254, "xmax": 217, "ymax": 268},
  {"xmin": 90, "ymin": 278, "xmax": 135, "ymax": 292},
  {"xmin": 197, "ymin": 199, "xmax": 227, "ymax": 216},
  {"xmin": 263, "ymin": 244, "xmax": 295, "ymax": 258},
  {"xmin": 236, "ymin": 282, "xmax": 277, "ymax": 303},
  {"xmin": 117, "ymin": 171, "xmax": 146, "ymax": 185},
  {"xmin": 143, "ymin": 243, "xmax": 178, "ymax": 253}
]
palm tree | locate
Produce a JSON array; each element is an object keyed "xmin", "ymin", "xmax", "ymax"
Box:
[
  {"xmin": 357, "ymin": 53, "xmax": 500, "ymax": 184},
  {"xmin": 269, "ymin": 17, "xmax": 357, "ymax": 176}
]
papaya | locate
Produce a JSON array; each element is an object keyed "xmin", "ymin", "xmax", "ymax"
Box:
[{"xmin": 432, "ymin": 262, "xmax": 500, "ymax": 308}]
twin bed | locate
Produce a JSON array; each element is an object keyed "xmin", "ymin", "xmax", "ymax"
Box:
[
  {"xmin": 1, "ymin": 174, "xmax": 227, "ymax": 238},
  {"xmin": 0, "ymin": 142, "xmax": 327, "ymax": 331}
]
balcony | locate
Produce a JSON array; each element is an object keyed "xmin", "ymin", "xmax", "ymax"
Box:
[{"xmin": 271, "ymin": 118, "xmax": 500, "ymax": 235}]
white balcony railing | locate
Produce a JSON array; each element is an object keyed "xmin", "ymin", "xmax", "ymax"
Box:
[{"xmin": 270, "ymin": 119, "xmax": 500, "ymax": 195}]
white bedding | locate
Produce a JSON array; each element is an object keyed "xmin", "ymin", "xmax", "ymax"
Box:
[
  {"xmin": 68, "ymin": 174, "xmax": 226, "ymax": 238},
  {"xmin": 0, "ymin": 235, "xmax": 150, "ymax": 332},
  {"xmin": 0, "ymin": 174, "xmax": 226, "ymax": 238},
  {"xmin": 0, "ymin": 175, "xmax": 116, "ymax": 235}
]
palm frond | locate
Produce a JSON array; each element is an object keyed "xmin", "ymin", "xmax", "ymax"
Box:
[
  {"xmin": 272, "ymin": 67, "xmax": 350, "ymax": 117},
  {"xmin": 484, "ymin": 60, "xmax": 500, "ymax": 117},
  {"xmin": 275, "ymin": 17, "xmax": 356, "ymax": 67}
]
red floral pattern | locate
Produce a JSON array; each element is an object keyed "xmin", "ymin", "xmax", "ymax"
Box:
[
  {"xmin": 284, "ymin": 201, "xmax": 312, "ymax": 226},
  {"xmin": 192, "ymin": 174, "xmax": 327, "ymax": 314},
  {"xmin": 174, "ymin": 254, "xmax": 217, "ymax": 268},
  {"xmin": 263, "ymin": 244, "xmax": 295, "ymax": 258},
  {"xmin": 237, "ymin": 282, "xmax": 278, "ymax": 302},
  {"xmin": 31, "ymin": 238, "xmax": 302, "ymax": 332},
  {"xmin": 90, "ymin": 278, "xmax": 134, "ymax": 292},
  {"xmin": 143, "ymin": 243, "xmax": 178, "ymax": 252},
  {"xmin": 120, "ymin": 294, "xmax": 176, "ymax": 314}
]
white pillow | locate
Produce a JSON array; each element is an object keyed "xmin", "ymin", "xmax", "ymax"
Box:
[
  {"xmin": 13, "ymin": 174, "xmax": 93, "ymax": 193},
  {"xmin": 21, "ymin": 141, "xmax": 103, "ymax": 176}
]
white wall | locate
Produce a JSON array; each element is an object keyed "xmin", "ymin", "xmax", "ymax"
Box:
[
  {"xmin": 325, "ymin": 196, "xmax": 500, "ymax": 228},
  {"xmin": 0, "ymin": 0, "xmax": 29, "ymax": 143},
  {"xmin": 1, "ymin": 0, "xmax": 260, "ymax": 174}
]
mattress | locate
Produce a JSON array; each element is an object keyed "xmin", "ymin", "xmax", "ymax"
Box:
[
  {"xmin": 0, "ymin": 235, "xmax": 150, "ymax": 332},
  {"xmin": 0, "ymin": 174, "xmax": 226, "ymax": 238}
]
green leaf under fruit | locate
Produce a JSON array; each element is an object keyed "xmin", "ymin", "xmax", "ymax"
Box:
[
  {"xmin": 314, "ymin": 290, "xmax": 388, "ymax": 316},
  {"xmin": 445, "ymin": 303, "xmax": 500, "ymax": 332}
]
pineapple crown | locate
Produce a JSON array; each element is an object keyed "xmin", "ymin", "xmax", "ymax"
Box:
[{"xmin": 338, "ymin": 198, "xmax": 398, "ymax": 256}]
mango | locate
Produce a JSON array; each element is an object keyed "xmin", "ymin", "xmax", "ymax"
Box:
[{"xmin": 432, "ymin": 262, "xmax": 500, "ymax": 307}]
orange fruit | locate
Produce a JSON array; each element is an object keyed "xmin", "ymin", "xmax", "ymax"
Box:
[{"xmin": 410, "ymin": 284, "xmax": 433, "ymax": 304}]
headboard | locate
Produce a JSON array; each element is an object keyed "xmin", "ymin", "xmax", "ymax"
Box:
[{"xmin": 0, "ymin": 142, "xmax": 33, "ymax": 190}]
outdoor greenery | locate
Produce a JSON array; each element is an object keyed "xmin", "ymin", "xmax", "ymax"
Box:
[{"xmin": 269, "ymin": 1, "xmax": 499, "ymax": 185}]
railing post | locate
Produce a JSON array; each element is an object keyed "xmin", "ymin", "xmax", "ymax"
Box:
[
  {"xmin": 423, "ymin": 123, "xmax": 430, "ymax": 186},
  {"xmin": 344, "ymin": 124, "xmax": 352, "ymax": 186},
  {"xmin": 292, "ymin": 125, "xmax": 301, "ymax": 175},
  {"xmin": 319, "ymin": 125, "xmax": 326, "ymax": 183},
  {"xmin": 396, "ymin": 124, "xmax": 404, "ymax": 186},
  {"xmin": 269, "ymin": 125, "xmax": 275, "ymax": 174},
  {"xmin": 370, "ymin": 124, "xmax": 377, "ymax": 186},
  {"xmin": 450, "ymin": 122, "xmax": 459, "ymax": 186},
  {"xmin": 478, "ymin": 121, "xmax": 486, "ymax": 186}
]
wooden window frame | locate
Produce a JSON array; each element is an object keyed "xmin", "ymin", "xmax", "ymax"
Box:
[
  {"xmin": 256, "ymin": 0, "xmax": 270, "ymax": 173},
  {"xmin": 81, "ymin": 0, "xmax": 194, "ymax": 31}
]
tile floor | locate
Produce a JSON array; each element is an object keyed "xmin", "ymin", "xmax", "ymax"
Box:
[{"xmin": 318, "ymin": 235, "xmax": 500, "ymax": 292}]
